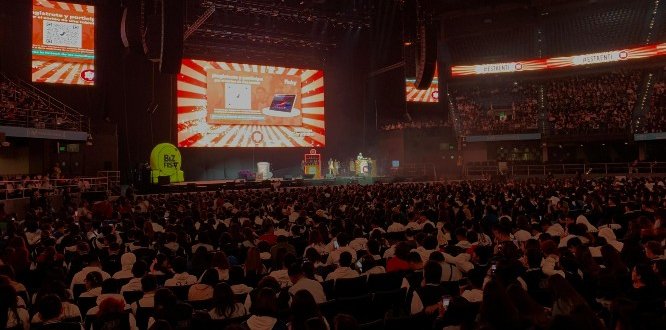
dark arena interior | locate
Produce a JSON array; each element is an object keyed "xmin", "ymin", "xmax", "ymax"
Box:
[{"xmin": 1, "ymin": 0, "xmax": 666, "ymax": 329}]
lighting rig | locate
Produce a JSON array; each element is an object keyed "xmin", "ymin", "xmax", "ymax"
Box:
[{"xmin": 183, "ymin": 0, "xmax": 372, "ymax": 58}]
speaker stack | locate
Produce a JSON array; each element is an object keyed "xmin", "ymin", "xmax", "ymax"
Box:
[
  {"xmin": 120, "ymin": 0, "xmax": 143, "ymax": 53},
  {"xmin": 121, "ymin": 0, "xmax": 184, "ymax": 74},
  {"xmin": 404, "ymin": 0, "xmax": 437, "ymax": 89},
  {"xmin": 160, "ymin": 0, "xmax": 185, "ymax": 74}
]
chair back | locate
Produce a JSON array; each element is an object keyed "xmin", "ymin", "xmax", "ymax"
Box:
[
  {"xmin": 32, "ymin": 322, "xmax": 83, "ymax": 330},
  {"xmin": 335, "ymin": 294, "xmax": 374, "ymax": 323},
  {"xmin": 123, "ymin": 290, "xmax": 144, "ymax": 304},
  {"xmin": 188, "ymin": 299, "xmax": 213, "ymax": 311},
  {"xmin": 321, "ymin": 280, "xmax": 335, "ymax": 298},
  {"xmin": 334, "ymin": 276, "xmax": 368, "ymax": 298},
  {"xmin": 166, "ymin": 285, "xmax": 192, "ymax": 301},
  {"xmin": 135, "ymin": 307, "xmax": 155, "ymax": 330},
  {"xmin": 76, "ymin": 296, "xmax": 98, "ymax": 316},
  {"xmin": 72, "ymin": 283, "xmax": 87, "ymax": 300},
  {"xmin": 233, "ymin": 293, "xmax": 248, "ymax": 303},
  {"xmin": 91, "ymin": 311, "xmax": 131, "ymax": 330},
  {"xmin": 367, "ymin": 272, "xmax": 402, "ymax": 292},
  {"xmin": 371, "ymin": 288, "xmax": 407, "ymax": 319}
]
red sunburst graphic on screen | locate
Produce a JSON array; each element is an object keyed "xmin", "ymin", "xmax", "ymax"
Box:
[{"xmin": 176, "ymin": 60, "xmax": 325, "ymax": 148}]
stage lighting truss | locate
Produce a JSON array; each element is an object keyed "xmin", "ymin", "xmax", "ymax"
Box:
[
  {"xmin": 201, "ymin": 0, "xmax": 371, "ymax": 30},
  {"xmin": 185, "ymin": 0, "xmax": 373, "ymax": 59},
  {"xmin": 192, "ymin": 26, "xmax": 338, "ymax": 51},
  {"xmin": 184, "ymin": 41, "xmax": 326, "ymax": 65}
]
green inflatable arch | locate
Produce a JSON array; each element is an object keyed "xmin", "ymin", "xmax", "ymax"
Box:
[{"xmin": 150, "ymin": 143, "xmax": 184, "ymax": 184}]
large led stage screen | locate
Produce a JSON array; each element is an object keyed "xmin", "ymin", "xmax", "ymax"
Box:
[
  {"xmin": 177, "ymin": 60, "xmax": 325, "ymax": 148},
  {"xmin": 32, "ymin": 0, "xmax": 95, "ymax": 85},
  {"xmin": 405, "ymin": 66, "xmax": 439, "ymax": 103}
]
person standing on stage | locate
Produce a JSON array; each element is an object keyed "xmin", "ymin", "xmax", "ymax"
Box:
[
  {"xmin": 333, "ymin": 159, "xmax": 340, "ymax": 177},
  {"xmin": 328, "ymin": 158, "xmax": 335, "ymax": 176}
]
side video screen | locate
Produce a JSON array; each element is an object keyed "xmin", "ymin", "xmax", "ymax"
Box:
[{"xmin": 32, "ymin": 0, "xmax": 95, "ymax": 85}]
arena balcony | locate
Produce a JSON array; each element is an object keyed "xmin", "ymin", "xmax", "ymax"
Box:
[{"xmin": 0, "ymin": 72, "xmax": 89, "ymax": 141}]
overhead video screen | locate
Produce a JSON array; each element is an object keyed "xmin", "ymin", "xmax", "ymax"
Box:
[
  {"xmin": 406, "ymin": 66, "xmax": 439, "ymax": 103},
  {"xmin": 177, "ymin": 60, "xmax": 325, "ymax": 148},
  {"xmin": 32, "ymin": 0, "xmax": 95, "ymax": 85}
]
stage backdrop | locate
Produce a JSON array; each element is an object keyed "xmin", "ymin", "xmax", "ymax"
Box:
[
  {"xmin": 31, "ymin": 0, "xmax": 95, "ymax": 85},
  {"xmin": 177, "ymin": 59, "xmax": 325, "ymax": 148}
]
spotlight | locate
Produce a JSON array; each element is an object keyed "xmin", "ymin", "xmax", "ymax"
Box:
[
  {"xmin": 86, "ymin": 134, "xmax": 93, "ymax": 146},
  {"xmin": 1, "ymin": 141, "xmax": 10, "ymax": 147}
]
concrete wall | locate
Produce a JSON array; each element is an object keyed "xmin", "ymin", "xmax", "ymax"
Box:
[
  {"xmin": 462, "ymin": 142, "xmax": 488, "ymax": 164},
  {"xmin": 0, "ymin": 146, "xmax": 29, "ymax": 176}
]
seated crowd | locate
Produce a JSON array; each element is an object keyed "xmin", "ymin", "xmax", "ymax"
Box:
[
  {"xmin": 545, "ymin": 70, "xmax": 641, "ymax": 135},
  {"xmin": 380, "ymin": 120, "xmax": 451, "ymax": 131},
  {"xmin": 451, "ymin": 69, "xmax": 645, "ymax": 136},
  {"xmin": 640, "ymin": 67, "xmax": 666, "ymax": 134},
  {"xmin": 0, "ymin": 177, "xmax": 664, "ymax": 330},
  {"xmin": 0, "ymin": 80, "xmax": 51, "ymax": 129},
  {"xmin": 0, "ymin": 174, "xmax": 95, "ymax": 200},
  {"xmin": 452, "ymin": 81, "xmax": 540, "ymax": 136}
]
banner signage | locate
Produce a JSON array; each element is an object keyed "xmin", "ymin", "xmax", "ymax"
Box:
[{"xmin": 452, "ymin": 43, "xmax": 666, "ymax": 77}]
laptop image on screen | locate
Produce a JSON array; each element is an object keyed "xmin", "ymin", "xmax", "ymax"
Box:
[{"xmin": 269, "ymin": 94, "xmax": 296, "ymax": 112}]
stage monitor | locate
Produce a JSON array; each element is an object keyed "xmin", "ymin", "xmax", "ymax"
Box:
[
  {"xmin": 32, "ymin": 0, "xmax": 95, "ymax": 85},
  {"xmin": 177, "ymin": 60, "xmax": 325, "ymax": 148},
  {"xmin": 405, "ymin": 66, "xmax": 438, "ymax": 103}
]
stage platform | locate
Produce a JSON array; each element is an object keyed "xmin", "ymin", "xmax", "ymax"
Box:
[{"xmin": 145, "ymin": 176, "xmax": 392, "ymax": 194}]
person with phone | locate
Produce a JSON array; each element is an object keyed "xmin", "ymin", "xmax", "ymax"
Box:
[
  {"xmin": 325, "ymin": 233, "xmax": 356, "ymax": 266},
  {"xmin": 442, "ymin": 295, "xmax": 452, "ymax": 308},
  {"xmin": 357, "ymin": 255, "xmax": 386, "ymax": 275}
]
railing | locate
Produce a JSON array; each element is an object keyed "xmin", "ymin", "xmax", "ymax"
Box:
[
  {"xmin": 445, "ymin": 85, "xmax": 463, "ymax": 136},
  {"xmin": 465, "ymin": 162, "xmax": 666, "ymax": 177},
  {"xmin": 0, "ymin": 73, "xmax": 88, "ymax": 133},
  {"xmin": 462, "ymin": 127, "xmax": 541, "ymax": 136},
  {"xmin": 0, "ymin": 176, "xmax": 110, "ymax": 200},
  {"xmin": 0, "ymin": 107, "xmax": 84, "ymax": 132},
  {"xmin": 97, "ymin": 171, "xmax": 121, "ymax": 189},
  {"xmin": 461, "ymin": 126, "xmax": 631, "ymax": 138},
  {"xmin": 395, "ymin": 163, "xmax": 437, "ymax": 179}
]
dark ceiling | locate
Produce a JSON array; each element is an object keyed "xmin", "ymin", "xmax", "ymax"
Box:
[
  {"xmin": 180, "ymin": 0, "xmax": 656, "ymax": 65},
  {"xmin": 183, "ymin": 0, "xmax": 384, "ymax": 63}
]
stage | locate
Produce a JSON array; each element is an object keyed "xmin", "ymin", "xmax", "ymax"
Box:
[{"xmin": 145, "ymin": 176, "xmax": 392, "ymax": 194}]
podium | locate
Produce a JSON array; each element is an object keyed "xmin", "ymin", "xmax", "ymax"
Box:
[
  {"xmin": 257, "ymin": 162, "xmax": 273, "ymax": 180},
  {"xmin": 354, "ymin": 157, "xmax": 376, "ymax": 177},
  {"xmin": 303, "ymin": 149, "xmax": 322, "ymax": 179}
]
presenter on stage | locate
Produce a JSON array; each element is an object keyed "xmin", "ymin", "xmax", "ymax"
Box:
[{"xmin": 328, "ymin": 158, "xmax": 335, "ymax": 176}]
